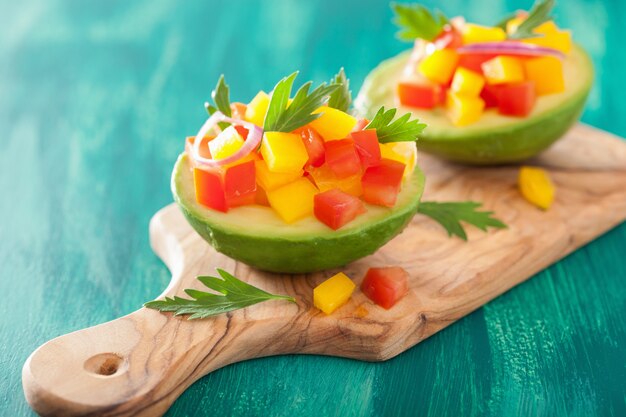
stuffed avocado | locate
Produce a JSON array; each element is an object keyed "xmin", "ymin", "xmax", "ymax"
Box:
[
  {"xmin": 174, "ymin": 71, "xmax": 426, "ymax": 273},
  {"xmin": 354, "ymin": 1, "xmax": 593, "ymax": 164}
]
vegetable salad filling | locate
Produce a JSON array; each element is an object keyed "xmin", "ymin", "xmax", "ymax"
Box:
[
  {"xmin": 185, "ymin": 70, "xmax": 425, "ymax": 230},
  {"xmin": 394, "ymin": 0, "xmax": 572, "ymax": 125}
]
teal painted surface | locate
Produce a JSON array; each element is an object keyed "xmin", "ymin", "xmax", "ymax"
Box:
[{"xmin": 0, "ymin": 0, "xmax": 624, "ymax": 415}]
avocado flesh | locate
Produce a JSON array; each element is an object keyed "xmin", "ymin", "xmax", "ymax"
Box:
[
  {"xmin": 172, "ymin": 153, "xmax": 425, "ymax": 273},
  {"xmin": 355, "ymin": 44, "xmax": 594, "ymax": 165}
]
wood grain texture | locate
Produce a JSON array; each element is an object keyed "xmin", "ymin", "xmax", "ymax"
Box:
[
  {"xmin": 22, "ymin": 124, "xmax": 626, "ymax": 416},
  {"xmin": 3, "ymin": 1, "xmax": 626, "ymax": 416}
]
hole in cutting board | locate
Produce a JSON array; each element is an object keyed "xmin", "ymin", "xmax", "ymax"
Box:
[{"xmin": 84, "ymin": 353, "xmax": 126, "ymax": 376}]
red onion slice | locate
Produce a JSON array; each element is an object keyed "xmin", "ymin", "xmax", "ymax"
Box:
[
  {"xmin": 190, "ymin": 111, "xmax": 263, "ymax": 170},
  {"xmin": 457, "ymin": 42, "xmax": 565, "ymax": 59}
]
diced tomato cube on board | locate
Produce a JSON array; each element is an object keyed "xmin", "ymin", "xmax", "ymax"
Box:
[
  {"xmin": 480, "ymin": 84, "xmax": 501, "ymax": 108},
  {"xmin": 361, "ymin": 267, "xmax": 410, "ymax": 309},
  {"xmin": 397, "ymin": 82, "xmax": 443, "ymax": 109},
  {"xmin": 324, "ymin": 139, "xmax": 362, "ymax": 178},
  {"xmin": 361, "ymin": 159, "xmax": 406, "ymax": 207},
  {"xmin": 458, "ymin": 53, "xmax": 498, "ymax": 73},
  {"xmin": 314, "ymin": 189, "xmax": 366, "ymax": 230},
  {"xmin": 497, "ymin": 81, "xmax": 536, "ymax": 117},
  {"xmin": 351, "ymin": 129, "xmax": 381, "ymax": 169},
  {"xmin": 298, "ymin": 127, "xmax": 326, "ymax": 167}
]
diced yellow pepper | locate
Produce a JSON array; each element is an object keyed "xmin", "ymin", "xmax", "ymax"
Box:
[
  {"xmin": 313, "ymin": 272, "xmax": 356, "ymax": 315},
  {"xmin": 309, "ymin": 107, "xmax": 357, "ymax": 141},
  {"xmin": 523, "ymin": 56, "xmax": 565, "ymax": 96},
  {"xmin": 524, "ymin": 29, "xmax": 572, "ymax": 54},
  {"xmin": 446, "ymin": 92, "xmax": 485, "ymax": 126},
  {"xmin": 208, "ymin": 126, "xmax": 244, "ymax": 160},
  {"xmin": 245, "ymin": 91, "xmax": 270, "ymax": 127},
  {"xmin": 534, "ymin": 21, "xmax": 560, "ymax": 34},
  {"xmin": 266, "ymin": 178, "xmax": 318, "ymax": 223},
  {"xmin": 506, "ymin": 16, "xmax": 526, "ymax": 35},
  {"xmin": 255, "ymin": 160, "xmax": 302, "ymax": 191},
  {"xmin": 462, "ymin": 23, "xmax": 507, "ymax": 44},
  {"xmin": 482, "ymin": 56, "xmax": 525, "ymax": 85},
  {"xmin": 518, "ymin": 166, "xmax": 555, "ymax": 210},
  {"xmin": 451, "ymin": 67, "xmax": 485, "ymax": 97},
  {"xmin": 307, "ymin": 164, "xmax": 362, "ymax": 197},
  {"xmin": 260, "ymin": 131, "xmax": 309, "ymax": 174},
  {"xmin": 418, "ymin": 49, "xmax": 459, "ymax": 84},
  {"xmin": 380, "ymin": 142, "xmax": 417, "ymax": 179}
]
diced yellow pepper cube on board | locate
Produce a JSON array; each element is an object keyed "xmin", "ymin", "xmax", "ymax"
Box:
[
  {"xmin": 260, "ymin": 132, "xmax": 309, "ymax": 174},
  {"xmin": 309, "ymin": 107, "xmax": 357, "ymax": 141},
  {"xmin": 451, "ymin": 67, "xmax": 485, "ymax": 97},
  {"xmin": 446, "ymin": 92, "xmax": 485, "ymax": 127},
  {"xmin": 462, "ymin": 24, "xmax": 507, "ymax": 44},
  {"xmin": 518, "ymin": 166, "xmax": 555, "ymax": 210},
  {"xmin": 380, "ymin": 142, "xmax": 418, "ymax": 179},
  {"xmin": 208, "ymin": 126, "xmax": 244, "ymax": 160},
  {"xmin": 307, "ymin": 164, "xmax": 362, "ymax": 197},
  {"xmin": 481, "ymin": 56, "xmax": 525, "ymax": 85},
  {"xmin": 313, "ymin": 272, "xmax": 356, "ymax": 315},
  {"xmin": 418, "ymin": 49, "xmax": 459, "ymax": 85},
  {"xmin": 524, "ymin": 29, "xmax": 572, "ymax": 54},
  {"xmin": 255, "ymin": 160, "xmax": 302, "ymax": 191},
  {"xmin": 245, "ymin": 91, "xmax": 270, "ymax": 127},
  {"xmin": 266, "ymin": 178, "xmax": 318, "ymax": 223},
  {"xmin": 523, "ymin": 56, "xmax": 565, "ymax": 96}
]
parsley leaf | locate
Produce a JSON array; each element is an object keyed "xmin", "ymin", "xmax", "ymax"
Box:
[
  {"xmin": 263, "ymin": 72, "xmax": 339, "ymax": 132},
  {"xmin": 508, "ymin": 0, "xmax": 555, "ymax": 40},
  {"xmin": 391, "ymin": 2, "xmax": 449, "ymax": 42},
  {"xmin": 327, "ymin": 68, "xmax": 352, "ymax": 113},
  {"xmin": 417, "ymin": 201, "xmax": 507, "ymax": 241},
  {"xmin": 144, "ymin": 268, "xmax": 296, "ymax": 320},
  {"xmin": 204, "ymin": 75, "xmax": 232, "ymax": 129},
  {"xmin": 365, "ymin": 106, "xmax": 426, "ymax": 143}
]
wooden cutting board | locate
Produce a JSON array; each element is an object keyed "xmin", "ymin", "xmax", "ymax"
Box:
[{"xmin": 22, "ymin": 124, "xmax": 626, "ymax": 417}]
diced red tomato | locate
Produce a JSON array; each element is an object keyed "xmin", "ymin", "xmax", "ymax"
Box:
[
  {"xmin": 351, "ymin": 129, "xmax": 381, "ymax": 169},
  {"xmin": 480, "ymin": 84, "xmax": 501, "ymax": 108},
  {"xmin": 230, "ymin": 102, "xmax": 247, "ymax": 120},
  {"xmin": 193, "ymin": 168, "xmax": 228, "ymax": 212},
  {"xmin": 433, "ymin": 26, "xmax": 463, "ymax": 49},
  {"xmin": 497, "ymin": 81, "xmax": 536, "ymax": 117},
  {"xmin": 314, "ymin": 189, "xmax": 366, "ymax": 230},
  {"xmin": 224, "ymin": 160, "xmax": 256, "ymax": 207},
  {"xmin": 298, "ymin": 127, "xmax": 326, "ymax": 167},
  {"xmin": 397, "ymin": 82, "xmax": 443, "ymax": 109},
  {"xmin": 234, "ymin": 125, "xmax": 249, "ymax": 140},
  {"xmin": 185, "ymin": 136, "xmax": 213, "ymax": 160},
  {"xmin": 360, "ymin": 267, "xmax": 409, "ymax": 309},
  {"xmin": 458, "ymin": 53, "xmax": 498, "ymax": 73},
  {"xmin": 352, "ymin": 118, "xmax": 370, "ymax": 132},
  {"xmin": 324, "ymin": 139, "xmax": 361, "ymax": 178},
  {"xmin": 361, "ymin": 159, "xmax": 405, "ymax": 207}
]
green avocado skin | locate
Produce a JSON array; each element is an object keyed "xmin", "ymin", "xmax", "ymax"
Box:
[
  {"xmin": 418, "ymin": 91, "xmax": 589, "ymax": 164},
  {"xmin": 173, "ymin": 157, "xmax": 425, "ymax": 274},
  {"xmin": 356, "ymin": 45, "xmax": 594, "ymax": 165}
]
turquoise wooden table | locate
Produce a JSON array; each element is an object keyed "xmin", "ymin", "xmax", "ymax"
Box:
[{"xmin": 2, "ymin": 0, "xmax": 625, "ymax": 415}]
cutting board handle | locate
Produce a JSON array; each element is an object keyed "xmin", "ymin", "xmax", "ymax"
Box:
[{"xmin": 21, "ymin": 305, "xmax": 269, "ymax": 416}]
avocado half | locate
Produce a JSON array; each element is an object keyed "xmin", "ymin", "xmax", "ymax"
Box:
[
  {"xmin": 354, "ymin": 44, "xmax": 594, "ymax": 165},
  {"xmin": 172, "ymin": 153, "xmax": 425, "ymax": 273}
]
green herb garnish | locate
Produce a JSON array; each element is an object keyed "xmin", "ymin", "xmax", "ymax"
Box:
[
  {"xmin": 263, "ymin": 72, "xmax": 339, "ymax": 133},
  {"xmin": 417, "ymin": 201, "xmax": 507, "ymax": 241},
  {"xmin": 204, "ymin": 75, "xmax": 232, "ymax": 129},
  {"xmin": 365, "ymin": 106, "xmax": 426, "ymax": 143},
  {"xmin": 391, "ymin": 2, "xmax": 449, "ymax": 42},
  {"xmin": 327, "ymin": 68, "xmax": 352, "ymax": 113},
  {"xmin": 508, "ymin": 0, "xmax": 555, "ymax": 40},
  {"xmin": 144, "ymin": 268, "xmax": 295, "ymax": 320}
]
